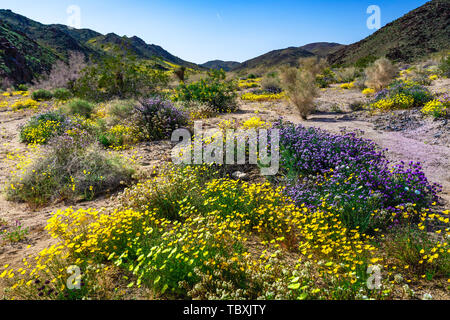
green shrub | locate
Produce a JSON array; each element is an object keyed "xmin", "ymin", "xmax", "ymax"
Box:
[
  {"xmin": 334, "ymin": 67, "xmax": 358, "ymax": 83},
  {"xmin": 17, "ymin": 84, "xmax": 29, "ymax": 91},
  {"xmin": 106, "ymin": 99, "xmax": 136, "ymax": 125},
  {"xmin": 355, "ymin": 55, "xmax": 377, "ymax": 69},
  {"xmin": 97, "ymin": 124, "xmax": 140, "ymax": 150},
  {"xmin": 32, "ymin": 89, "xmax": 53, "ymax": 101},
  {"xmin": 173, "ymin": 69, "xmax": 238, "ymax": 113},
  {"xmin": 7, "ymin": 132, "xmax": 134, "ymax": 207},
  {"xmin": 19, "ymin": 112, "xmax": 68, "ymax": 145},
  {"xmin": 74, "ymin": 49, "xmax": 169, "ymax": 101},
  {"xmin": 385, "ymin": 226, "xmax": 450, "ymax": 279},
  {"xmin": 439, "ymin": 55, "xmax": 450, "ymax": 78},
  {"xmin": 316, "ymin": 68, "xmax": 336, "ymax": 88},
  {"xmin": 374, "ymin": 80, "xmax": 434, "ymax": 108},
  {"xmin": 62, "ymin": 99, "xmax": 95, "ymax": 118},
  {"xmin": 261, "ymin": 72, "xmax": 282, "ymax": 93},
  {"xmin": 52, "ymin": 88, "xmax": 72, "ymax": 100},
  {"xmin": 118, "ymin": 165, "xmax": 217, "ymax": 221}
]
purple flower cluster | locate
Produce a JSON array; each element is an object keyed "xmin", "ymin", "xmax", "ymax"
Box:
[
  {"xmin": 276, "ymin": 121, "xmax": 387, "ymax": 175},
  {"xmin": 438, "ymin": 93, "xmax": 449, "ymax": 104},
  {"xmin": 136, "ymin": 97, "xmax": 189, "ymax": 140},
  {"xmin": 276, "ymin": 120, "xmax": 442, "ymax": 231}
]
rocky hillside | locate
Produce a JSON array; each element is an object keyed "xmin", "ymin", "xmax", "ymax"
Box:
[
  {"xmin": 328, "ymin": 0, "xmax": 450, "ymax": 65},
  {"xmin": 232, "ymin": 42, "xmax": 343, "ymax": 72},
  {"xmin": 0, "ymin": 22, "xmax": 57, "ymax": 84},
  {"xmin": 0, "ymin": 9, "xmax": 198, "ymax": 84},
  {"xmin": 299, "ymin": 42, "xmax": 344, "ymax": 57},
  {"xmin": 200, "ymin": 60, "xmax": 241, "ymax": 71},
  {"xmin": 232, "ymin": 47, "xmax": 314, "ymax": 72},
  {"xmin": 87, "ymin": 33, "xmax": 198, "ymax": 69}
]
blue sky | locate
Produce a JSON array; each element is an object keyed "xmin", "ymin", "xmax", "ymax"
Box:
[{"xmin": 0, "ymin": 0, "xmax": 429, "ymax": 63}]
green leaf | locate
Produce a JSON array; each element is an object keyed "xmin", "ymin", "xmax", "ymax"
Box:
[
  {"xmin": 298, "ymin": 293, "xmax": 308, "ymax": 300},
  {"xmin": 288, "ymin": 283, "xmax": 301, "ymax": 290},
  {"xmin": 161, "ymin": 284, "xmax": 169, "ymax": 294}
]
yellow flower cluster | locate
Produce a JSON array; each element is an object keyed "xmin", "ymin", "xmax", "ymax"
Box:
[
  {"xmin": 0, "ymin": 100, "xmax": 8, "ymax": 108},
  {"xmin": 370, "ymin": 94, "xmax": 414, "ymax": 111},
  {"xmin": 340, "ymin": 82, "xmax": 355, "ymax": 90},
  {"xmin": 242, "ymin": 116, "xmax": 271, "ymax": 129},
  {"xmin": 11, "ymin": 98, "xmax": 40, "ymax": 111},
  {"xmin": 362, "ymin": 88, "xmax": 376, "ymax": 95},
  {"xmin": 429, "ymin": 75, "xmax": 439, "ymax": 81},
  {"xmin": 3, "ymin": 163, "xmax": 449, "ymax": 299},
  {"xmin": 20, "ymin": 120, "xmax": 62, "ymax": 145},
  {"xmin": 421, "ymin": 99, "xmax": 448, "ymax": 118},
  {"xmin": 217, "ymin": 119, "xmax": 236, "ymax": 131},
  {"xmin": 106, "ymin": 125, "xmax": 140, "ymax": 150},
  {"xmin": 1, "ymin": 91, "xmax": 29, "ymax": 97},
  {"xmin": 241, "ymin": 92, "xmax": 286, "ymax": 102},
  {"xmin": 238, "ymin": 78, "xmax": 261, "ymax": 89}
]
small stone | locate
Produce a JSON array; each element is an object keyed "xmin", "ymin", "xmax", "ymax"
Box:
[{"xmin": 232, "ymin": 171, "xmax": 248, "ymax": 180}]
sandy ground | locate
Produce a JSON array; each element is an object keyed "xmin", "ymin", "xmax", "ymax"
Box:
[{"xmin": 0, "ymin": 79, "xmax": 448, "ymax": 295}]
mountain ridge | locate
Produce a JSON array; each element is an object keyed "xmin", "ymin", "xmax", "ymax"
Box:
[
  {"xmin": 231, "ymin": 44, "xmax": 335, "ymax": 72},
  {"xmin": 328, "ymin": 0, "xmax": 450, "ymax": 65},
  {"xmin": 0, "ymin": 9, "xmax": 198, "ymax": 84},
  {"xmin": 200, "ymin": 60, "xmax": 241, "ymax": 71}
]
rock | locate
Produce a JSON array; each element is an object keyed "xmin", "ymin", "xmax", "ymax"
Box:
[{"xmin": 232, "ymin": 171, "xmax": 248, "ymax": 180}]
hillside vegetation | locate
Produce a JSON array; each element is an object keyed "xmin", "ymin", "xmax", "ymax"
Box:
[{"xmin": 328, "ymin": 0, "xmax": 450, "ymax": 66}]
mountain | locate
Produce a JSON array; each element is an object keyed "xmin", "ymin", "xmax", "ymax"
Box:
[
  {"xmin": 200, "ymin": 60, "xmax": 241, "ymax": 71},
  {"xmin": 328, "ymin": 0, "xmax": 450, "ymax": 66},
  {"xmin": 232, "ymin": 42, "xmax": 343, "ymax": 72},
  {"xmin": 0, "ymin": 22, "xmax": 58, "ymax": 84},
  {"xmin": 0, "ymin": 9, "xmax": 100, "ymax": 60},
  {"xmin": 232, "ymin": 47, "xmax": 315, "ymax": 72},
  {"xmin": 87, "ymin": 33, "xmax": 198, "ymax": 69},
  {"xmin": 299, "ymin": 42, "xmax": 344, "ymax": 57},
  {"xmin": 0, "ymin": 9, "xmax": 198, "ymax": 84}
]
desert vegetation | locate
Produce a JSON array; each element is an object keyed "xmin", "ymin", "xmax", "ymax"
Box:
[{"xmin": 0, "ymin": 3, "xmax": 449, "ymax": 302}]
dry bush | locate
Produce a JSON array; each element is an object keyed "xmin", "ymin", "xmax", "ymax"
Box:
[
  {"xmin": 174, "ymin": 66, "xmax": 186, "ymax": 82},
  {"xmin": 33, "ymin": 51, "xmax": 87, "ymax": 90},
  {"xmin": 280, "ymin": 59, "xmax": 320, "ymax": 120},
  {"xmin": 364, "ymin": 57, "xmax": 398, "ymax": 91},
  {"xmin": 184, "ymin": 71, "xmax": 206, "ymax": 84},
  {"xmin": 0, "ymin": 77, "xmax": 13, "ymax": 91},
  {"xmin": 298, "ymin": 57, "xmax": 328, "ymax": 76},
  {"xmin": 334, "ymin": 67, "xmax": 358, "ymax": 83},
  {"xmin": 261, "ymin": 71, "xmax": 282, "ymax": 93}
]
